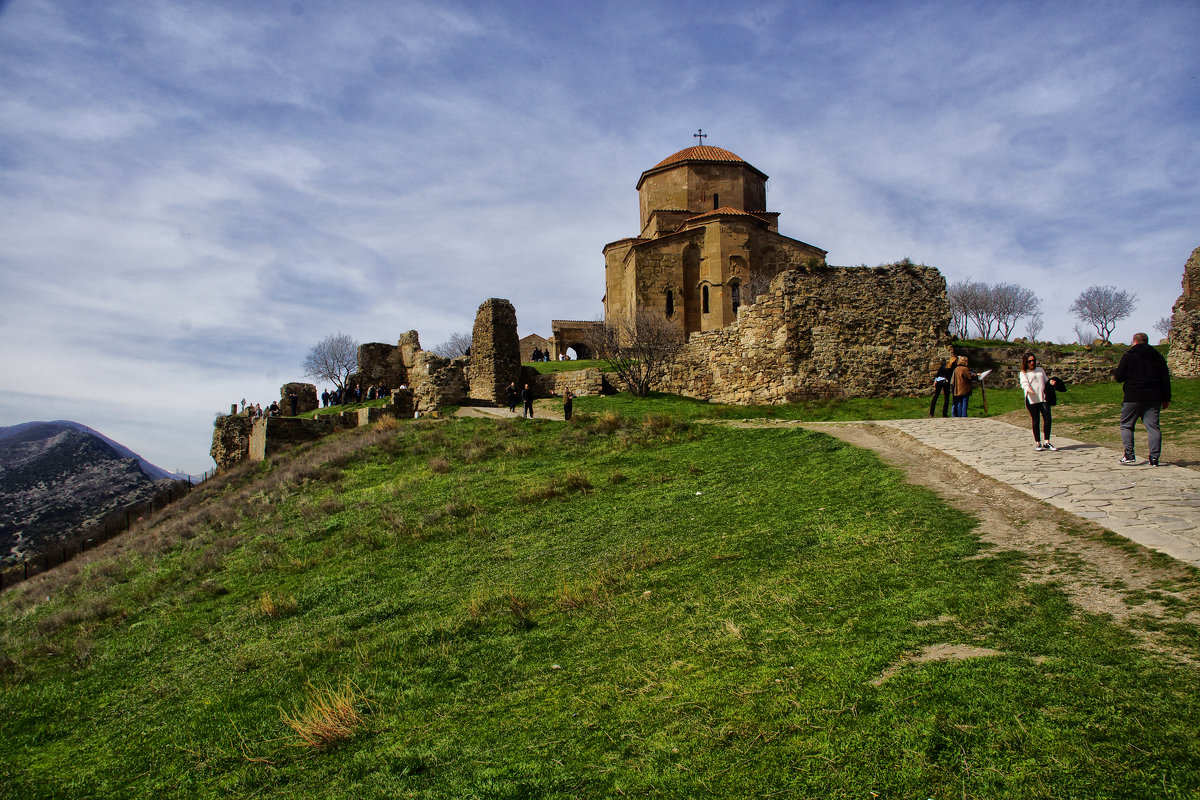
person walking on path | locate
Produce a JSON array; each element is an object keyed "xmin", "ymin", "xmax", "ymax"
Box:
[
  {"xmin": 950, "ymin": 356, "xmax": 975, "ymax": 418},
  {"xmin": 563, "ymin": 389, "xmax": 574, "ymax": 421},
  {"xmin": 1019, "ymin": 352, "xmax": 1056, "ymax": 451},
  {"xmin": 929, "ymin": 355, "xmax": 955, "ymax": 417},
  {"xmin": 1115, "ymin": 332, "xmax": 1171, "ymax": 466},
  {"xmin": 506, "ymin": 381, "xmax": 519, "ymax": 413},
  {"xmin": 521, "ymin": 383, "xmax": 534, "ymax": 419}
]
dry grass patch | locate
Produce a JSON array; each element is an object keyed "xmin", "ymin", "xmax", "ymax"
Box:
[
  {"xmin": 281, "ymin": 681, "xmax": 367, "ymax": 749},
  {"xmin": 428, "ymin": 456, "xmax": 450, "ymax": 474},
  {"xmin": 258, "ymin": 591, "xmax": 298, "ymax": 618}
]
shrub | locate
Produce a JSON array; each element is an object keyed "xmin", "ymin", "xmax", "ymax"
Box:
[{"xmin": 258, "ymin": 592, "xmax": 298, "ymax": 618}]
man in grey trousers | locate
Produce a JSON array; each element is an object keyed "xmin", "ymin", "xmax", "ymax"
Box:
[{"xmin": 1114, "ymin": 332, "xmax": 1171, "ymax": 466}]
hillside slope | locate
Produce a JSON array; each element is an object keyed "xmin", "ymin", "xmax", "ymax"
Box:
[
  {"xmin": 0, "ymin": 422, "xmax": 171, "ymax": 562},
  {"xmin": 1, "ymin": 405, "xmax": 1199, "ymax": 798}
]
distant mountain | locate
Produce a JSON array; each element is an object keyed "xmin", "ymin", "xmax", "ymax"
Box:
[{"xmin": 0, "ymin": 421, "xmax": 177, "ymax": 563}]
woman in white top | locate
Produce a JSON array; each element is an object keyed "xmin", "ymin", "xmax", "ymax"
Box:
[{"xmin": 1019, "ymin": 352, "xmax": 1054, "ymax": 451}]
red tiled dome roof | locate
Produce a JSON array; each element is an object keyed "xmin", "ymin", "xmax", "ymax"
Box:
[{"xmin": 653, "ymin": 145, "xmax": 746, "ymax": 168}]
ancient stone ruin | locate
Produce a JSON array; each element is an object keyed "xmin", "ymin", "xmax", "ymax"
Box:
[
  {"xmin": 1168, "ymin": 245, "xmax": 1200, "ymax": 379},
  {"xmin": 468, "ymin": 298, "xmax": 521, "ymax": 405},
  {"xmin": 279, "ymin": 383, "xmax": 318, "ymax": 416}
]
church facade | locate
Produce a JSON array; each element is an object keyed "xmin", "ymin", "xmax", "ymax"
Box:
[{"xmin": 603, "ymin": 144, "xmax": 827, "ymax": 337}]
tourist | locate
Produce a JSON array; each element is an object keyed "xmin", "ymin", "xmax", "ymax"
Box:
[
  {"xmin": 522, "ymin": 383, "xmax": 534, "ymax": 418},
  {"xmin": 1019, "ymin": 352, "xmax": 1055, "ymax": 451},
  {"xmin": 929, "ymin": 355, "xmax": 955, "ymax": 417},
  {"xmin": 563, "ymin": 388, "xmax": 574, "ymax": 421},
  {"xmin": 506, "ymin": 381, "xmax": 519, "ymax": 413},
  {"xmin": 1114, "ymin": 332, "xmax": 1171, "ymax": 466},
  {"xmin": 288, "ymin": 391, "xmax": 298, "ymax": 416},
  {"xmin": 268, "ymin": 400, "xmax": 280, "ymax": 417},
  {"xmin": 532, "ymin": 347, "xmax": 541, "ymax": 362},
  {"xmin": 950, "ymin": 356, "xmax": 975, "ymax": 417}
]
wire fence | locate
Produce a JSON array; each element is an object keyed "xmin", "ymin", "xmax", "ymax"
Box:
[{"xmin": 0, "ymin": 471, "xmax": 215, "ymax": 592}]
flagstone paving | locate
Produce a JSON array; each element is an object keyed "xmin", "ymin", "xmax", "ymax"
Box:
[{"xmin": 864, "ymin": 417, "xmax": 1200, "ymax": 568}]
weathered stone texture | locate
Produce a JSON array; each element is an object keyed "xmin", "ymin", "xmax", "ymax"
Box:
[
  {"xmin": 356, "ymin": 342, "xmax": 408, "ymax": 390},
  {"xmin": 1168, "ymin": 246, "xmax": 1200, "ymax": 378},
  {"xmin": 248, "ymin": 417, "xmax": 336, "ymax": 461},
  {"xmin": 410, "ymin": 352, "xmax": 468, "ymax": 412},
  {"xmin": 210, "ymin": 415, "xmax": 255, "ymax": 470},
  {"xmin": 468, "ymin": 298, "xmax": 521, "ymax": 404},
  {"xmin": 658, "ymin": 263, "xmax": 953, "ymax": 403},
  {"xmin": 951, "ymin": 346, "xmax": 1125, "ymax": 388},
  {"xmin": 527, "ymin": 368, "xmax": 605, "ymax": 398},
  {"xmin": 279, "ymin": 383, "xmax": 318, "ymax": 416}
]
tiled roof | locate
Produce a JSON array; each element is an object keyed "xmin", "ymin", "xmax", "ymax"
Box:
[
  {"xmin": 653, "ymin": 145, "xmax": 746, "ymax": 168},
  {"xmin": 686, "ymin": 207, "xmax": 769, "ymax": 221}
]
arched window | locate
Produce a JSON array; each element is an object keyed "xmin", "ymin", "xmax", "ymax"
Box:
[
  {"xmin": 713, "ymin": 193, "xmax": 719, "ymax": 210},
  {"xmin": 702, "ymin": 285, "xmax": 710, "ymax": 314},
  {"xmin": 731, "ymin": 281, "xmax": 741, "ymax": 315},
  {"xmin": 665, "ymin": 289, "xmax": 675, "ymax": 316}
]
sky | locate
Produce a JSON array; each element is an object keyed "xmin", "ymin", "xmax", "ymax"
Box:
[{"xmin": 0, "ymin": 0, "xmax": 1197, "ymax": 475}]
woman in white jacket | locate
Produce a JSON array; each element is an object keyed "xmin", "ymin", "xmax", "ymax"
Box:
[{"xmin": 1019, "ymin": 352, "xmax": 1054, "ymax": 451}]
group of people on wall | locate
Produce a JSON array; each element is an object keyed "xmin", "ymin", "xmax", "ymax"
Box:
[{"xmin": 929, "ymin": 333, "xmax": 1172, "ymax": 465}]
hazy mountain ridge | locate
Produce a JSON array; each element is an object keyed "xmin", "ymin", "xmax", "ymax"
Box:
[{"xmin": 0, "ymin": 422, "xmax": 175, "ymax": 563}]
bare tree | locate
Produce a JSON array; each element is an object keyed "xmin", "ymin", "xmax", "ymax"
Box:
[
  {"xmin": 1068, "ymin": 285, "xmax": 1137, "ymax": 344},
  {"xmin": 946, "ymin": 280, "xmax": 974, "ymax": 339},
  {"xmin": 1073, "ymin": 323, "xmax": 1095, "ymax": 345},
  {"xmin": 1024, "ymin": 311, "xmax": 1044, "ymax": 342},
  {"xmin": 1154, "ymin": 315, "xmax": 1173, "ymax": 340},
  {"xmin": 590, "ymin": 311, "xmax": 684, "ymax": 397},
  {"xmin": 992, "ymin": 283, "xmax": 1041, "ymax": 340},
  {"xmin": 302, "ymin": 332, "xmax": 359, "ymax": 391},
  {"xmin": 949, "ymin": 280, "xmax": 1000, "ymax": 339},
  {"xmin": 432, "ymin": 331, "xmax": 472, "ymax": 358}
]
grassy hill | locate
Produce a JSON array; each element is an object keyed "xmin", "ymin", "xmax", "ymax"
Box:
[{"xmin": 2, "ymin": 385, "xmax": 1199, "ymax": 798}]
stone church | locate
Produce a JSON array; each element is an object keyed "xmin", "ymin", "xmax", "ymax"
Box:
[{"xmin": 603, "ymin": 143, "xmax": 828, "ymax": 337}]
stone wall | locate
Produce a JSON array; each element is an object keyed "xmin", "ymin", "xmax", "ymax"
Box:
[
  {"xmin": 248, "ymin": 417, "xmax": 336, "ymax": 461},
  {"xmin": 410, "ymin": 351, "xmax": 468, "ymax": 412},
  {"xmin": 279, "ymin": 383, "xmax": 318, "ymax": 416},
  {"xmin": 526, "ymin": 368, "xmax": 605, "ymax": 398},
  {"xmin": 658, "ymin": 262, "xmax": 953, "ymax": 403},
  {"xmin": 356, "ymin": 342, "xmax": 408, "ymax": 390},
  {"xmin": 1168, "ymin": 246, "xmax": 1200, "ymax": 378},
  {"xmin": 468, "ymin": 298, "xmax": 521, "ymax": 404},
  {"xmin": 210, "ymin": 414, "xmax": 255, "ymax": 470},
  {"xmin": 951, "ymin": 345, "xmax": 1121, "ymax": 389}
]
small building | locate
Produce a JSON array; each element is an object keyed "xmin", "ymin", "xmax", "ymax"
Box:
[{"xmin": 519, "ymin": 333, "xmax": 550, "ymax": 363}]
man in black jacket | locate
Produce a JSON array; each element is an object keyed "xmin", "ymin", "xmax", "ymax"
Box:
[{"xmin": 1114, "ymin": 332, "xmax": 1171, "ymax": 466}]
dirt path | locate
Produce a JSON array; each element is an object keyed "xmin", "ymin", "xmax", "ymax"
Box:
[{"xmin": 800, "ymin": 422, "xmax": 1200, "ymax": 663}]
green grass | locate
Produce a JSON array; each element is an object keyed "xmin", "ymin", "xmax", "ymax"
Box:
[
  {"xmin": 2, "ymin": 397, "xmax": 1199, "ymax": 798},
  {"xmin": 524, "ymin": 358, "xmax": 612, "ymax": 374}
]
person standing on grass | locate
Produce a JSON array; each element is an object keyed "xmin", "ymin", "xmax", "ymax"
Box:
[
  {"xmin": 1019, "ymin": 352, "xmax": 1056, "ymax": 451},
  {"xmin": 929, "ymin": 355, "xmax": 955, "ymax": 417},
  {"xmin": 563, "ymin": 388, "xmax": 574, "ymax": 421},
  {"xmin": 1115, "ymin": 332, "xmax": 1171, "ymax": 466},
  {"xmin": 522, "ymin": 383, "xmax": 534, "ymax": 419},
  {"xmin": 950, "ymin": 355, "xmax": 975, "ymax": 417}
]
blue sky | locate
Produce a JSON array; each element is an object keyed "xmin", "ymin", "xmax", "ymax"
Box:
[{"xmin": 0, "ymin": 0, "xmax": 1197, "ymax": 474}]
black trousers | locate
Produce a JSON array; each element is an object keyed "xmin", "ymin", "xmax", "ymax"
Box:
[
  {"xmin": 1027, "ymin": 401, "xmax": 1051, "ymax": 442},
  {"xmin": 929, "ymin": 383, "xmax": 951, "ymax": 417}
]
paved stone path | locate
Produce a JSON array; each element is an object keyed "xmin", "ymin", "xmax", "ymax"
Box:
[{"xmin": 857, "ymin": 418, "xmax": 1200, "ymax": 568}]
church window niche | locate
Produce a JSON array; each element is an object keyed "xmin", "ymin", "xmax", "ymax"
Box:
[
  {"xmin": 731, "ymin": 281, "xmax": 741, "ymax": 315},
  {"xmin": 665, "ymin": 289, "xmax": 675, "ymax": 316},
  {"xmin": 713, "ymin": 193, "xmax": 719, "ymax": 209},
  {"xmin": 702, "ymin": 285, "xmax": 710, "ymax": 314}
]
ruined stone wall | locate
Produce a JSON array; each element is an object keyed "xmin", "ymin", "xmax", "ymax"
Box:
[
  {"xmin": 279, "ymin": 383, "xmax": 318, "ymax": 416},
  {"xmin": 410, "ymin": 351, "xmax": 468, "ymax": 412},
  {"xmin": 1168, "ymin": 246, "xmax": 1200, "ymax": 378},
  {"xmin": 526, "ymin": 368, "xmax": 605, "ymax": 398},
  {"xmin": 951, "ymin": 345, "xmax": 1122, "ymax": 389},
  {"xmin": 356, "ymin": 342, "xmax": 408, "ymax": 390},
  {"xmin": 468, "ymin": 298, "xmax": 521, "ymax": 404},
  {"xmin": 210, "ymin": 414, "xmax": 255, "ymax": 470},
  {"xmin": 658, "ymin": 263, "xmax": 953, "ymax": 403},
  {"xmin": 248, "ymin": 417, "xmax": 337, "ymax": 461}
]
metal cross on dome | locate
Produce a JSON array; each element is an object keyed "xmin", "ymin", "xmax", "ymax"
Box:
[{"xmin": 693, "ymin": 129, "xmax": 707, "ymax": 145}]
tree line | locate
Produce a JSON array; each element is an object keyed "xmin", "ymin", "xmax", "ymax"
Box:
[{"xmin": 949, "ymin": 280, "xmax": 1139, "ymax": 344}]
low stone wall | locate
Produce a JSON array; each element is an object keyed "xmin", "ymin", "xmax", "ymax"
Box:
[
  {"xmin": 952, "ymin": 345, "xmax": 1121, "ymax": 389},
  {"xmin": 659, "ymin": 263, "xmax": 953, "ymax": 403},
  {"xmin": 411, "ymin": 352, "xmax": 468, "ymax": 412},
  {"xmin": 248, "ymin": 417, "xmax": 336, "ymax": 461},
  {"xmin": 527, "ymin": 368, "xmax": 605, "ymax": 398}
]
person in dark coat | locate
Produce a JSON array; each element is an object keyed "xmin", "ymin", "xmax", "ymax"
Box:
[
  {"xmin": 288, "ymin": 391, "xmax": 298, "ymax": 416},
  {"xmin": 506, "ymin": 381, "xmax": 519, "ymax": 413},
  {"xmin": 521, "ymin": 384, "xmax": 534, "ymax": 419},
  {"xmin": 563, "ymin": 388, "xmax": 574, "ymax": 421},
  {"xmin": 929, "ymin": 355, "xmax": 956, "ymax": 417},
  {"xmin": 1114, "ymin": 332, "xmax": 1171, "ymax": 466}
]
